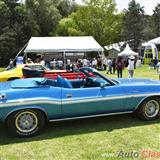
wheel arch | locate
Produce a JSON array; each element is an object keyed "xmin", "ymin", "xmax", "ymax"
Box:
[
  {"xmin": 4, "ymin": 106, "xmax": 48, "ymax": 123},
  {"xmin": 135, "ymin": 95, "xmax": 160, "ymax": 111}
]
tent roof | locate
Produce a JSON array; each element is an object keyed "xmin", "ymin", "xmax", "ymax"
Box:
[
  {"xmin": 24, "ymin": 36, "xmax": 103, "ymax": 53},
  {"xmin": 148, "ymin": 37, "xmax": 160, "ymax": 44},
  {"xmin": 104, "ymin": 42, "xmax": 125, "ymax": 52},
  {"xmin": 118, "ymin": 44, "xmax": 138, "ymax": 56}
]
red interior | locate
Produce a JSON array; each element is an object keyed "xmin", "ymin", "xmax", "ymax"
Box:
[{"xmin": 23, "ymin": 71, "xmax": 86, "ymax": 80}]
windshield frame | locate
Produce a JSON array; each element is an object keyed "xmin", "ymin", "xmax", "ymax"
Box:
[{"xmin": 79, "ymin": 67, "xmax": 117, "ymax": 86}]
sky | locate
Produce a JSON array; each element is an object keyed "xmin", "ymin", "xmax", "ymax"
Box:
[{"xmin": 75, "ymin": 0, "xmax": 159, "ymax": 15}]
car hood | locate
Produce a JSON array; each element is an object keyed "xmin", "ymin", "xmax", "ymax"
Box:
[{"xmin": 113, "ymin": 78, "xmax": 160, "ymax": 86}]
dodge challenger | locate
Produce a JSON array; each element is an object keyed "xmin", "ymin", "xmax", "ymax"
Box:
[{"xmin": 0, "ymin": 67, "xmax": 160, "ymax": 137}]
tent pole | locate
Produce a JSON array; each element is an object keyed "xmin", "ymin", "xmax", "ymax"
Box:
[
  {"xmin": 23, "ymin": 52, "xmax": 27, "ymax": 63},
  {"xmin": 6, "ymin": 41, "xmax": 28, "ymax": 68},
  {"xmin": 63, "ymin": 51, "xmax": 66, "ymax": 69}
]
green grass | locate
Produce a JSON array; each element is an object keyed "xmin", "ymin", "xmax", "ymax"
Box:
[
  {"xmin": 0, "ymin": 68, "xmax": 5, "ymax": 72},
  {"xmin": 0, "ymin": 65, "xmax": 160, "ymax": 160},
  {"xmin": 101, "ymin": 64, "xmax": 159, "ymax": 80}
]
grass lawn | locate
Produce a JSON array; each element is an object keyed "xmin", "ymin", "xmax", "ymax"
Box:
[
  {"xmin": 0, "ymin": 65, "xmax": 160, "ymax": 160},
  {"xmin": 101, "ymin": 64, "xmax": 159, "ymax": 80},
  {"xmin": 0, "ymin": 68, "xmax": 5, "ymax": 72}
]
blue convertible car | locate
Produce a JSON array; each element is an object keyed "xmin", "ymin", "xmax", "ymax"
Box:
[{"xmin": 0, "ymin": 67, "xmax": 160, "ymax": 137}]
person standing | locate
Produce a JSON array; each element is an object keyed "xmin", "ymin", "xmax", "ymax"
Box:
[
  {"xmin": 102, "ymin": 57, "xmax": 107, "ymax": 71},
  {"xmin": 116, "ymin": 56, "xmax": 124, "ymax": 78},
  {"xmin": 40, "ymin": 57, "xmax": 45, "ymax": 66},
  {"xmin": 6, "ymin": 58, "xmax": 14, "ymax": 70},
  {"xmin": 9, "ymin": 58, "xmax": 14, "ymax": 68},
  {"xmin": 112, "ymin": 58, "xmax": 116, "ymax": 74},
  {"xmin": 97, "ymin": 57, "xmax": 102, "ymax": 70},
  {"xmin": 127, "ymin": 56, "xmax": 135, "ymax": 78},
  {"xmin": 82, "ymin": 57, "xmax": 88, "ymax": 67},
  {"xmin": 26, "ymin": 58, "xmax": 33, "ymax": 64},
  {"xmin": 106, "ymin": 58, "xmax": 112, "ymax": 74},
  {"xmin": 153, "ymin": 57, "xmax": 158, "ymax": 70},
  {"xmin": 92, "ymin": 58, "xmax": 97, "ymax": 69},
  {"xmin": 66, "ymin": 59, "xmax": 71, "ymax": 70}
]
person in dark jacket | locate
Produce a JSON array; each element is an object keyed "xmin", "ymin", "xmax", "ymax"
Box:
[
  {"xmin": 116, "ymin": 56, "xmax": 125, "ymax": 78},
  {"xmin": 153, "ymin": 57, "xmax": 158, "ymax": 70}
]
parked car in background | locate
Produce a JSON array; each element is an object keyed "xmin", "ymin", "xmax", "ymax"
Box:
[
  {"xmin": 0, "ymin": 63, "xmax": 85, "ymax": 82},
  {"xmin": 0, "ymin": 64, "xmax": 50, "ymax": 82},
  {"xmin": 0, "ymin": 67, "xmax": 160, "ymax": 137}
]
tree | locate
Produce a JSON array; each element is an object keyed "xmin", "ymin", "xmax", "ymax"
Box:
[
  {"xmin": 55, "ymin": 0, "xmax": 123, "ymax": 46},
  {"xmin": 25, "ymin": 0, "xmax": 62, "ymax": 36},
  {"xmin": 0, "ymin": 0, "xmax": 77, "ymax": 66},
  {"xmin": 121, "ymin": 0, "xmax": 145, "ymax": 51},
  {"xmin": 0, "ymin": 0, "xmax": 11, "ymax": 32},
  {"xmin": 152, "ymin": 3, "xmax": 160, "ymax": 37},
  {"xmin": 56, "ymin": 0, "xmax": 77, "ymax": 17},
  {"xmin": 141, "ymin": 15, "xmax": 155, "ymax": 41},
  {"xmin": 55, "ymin": 13, "xmax": 85, "ymax": 36},
  {"xmin": 0, "ymin": 1, "xmax": 16, "ymax": 67}
]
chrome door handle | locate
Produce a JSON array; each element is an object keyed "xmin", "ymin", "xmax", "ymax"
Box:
[{"xmin": 66, "ymin": 94, "xmax": 72, "ymax": 98}]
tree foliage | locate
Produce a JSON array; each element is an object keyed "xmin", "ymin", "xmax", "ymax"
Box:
[
  {"xmin": 0, "ymin": 0, "xmax": 159, "ymax": 67},
  {"xmin": 56, "ymin": 0, "xmax": 123, "ymax": 46},
  {"xmin": 152, "ymin": 3, "xmax": 160, "ymax": 37},
  {"xmin": 0, "ymin": 0, "xmax": 76, "ymax": 67},
  {"xmin": 121, "ymin": 0, "xmax": 145, "ymax": 51}
]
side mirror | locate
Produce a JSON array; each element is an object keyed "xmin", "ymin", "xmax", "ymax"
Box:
[{"xmin": 100, "ymin": 83, "xmax": 105, "ymax": 89}]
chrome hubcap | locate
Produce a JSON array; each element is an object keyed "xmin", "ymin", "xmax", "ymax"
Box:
[
  {"xmin": 15, "ymin": 111, "xmax": 38, "ymax": 133},
  {"xmin": 145, "ymin": 100, "xmax": 159, "ymax": 118}
]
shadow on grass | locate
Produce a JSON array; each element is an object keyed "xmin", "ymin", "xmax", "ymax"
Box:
[{"xmin": 0, "ymin": 113, "xmax": 159, "ymax": 145}]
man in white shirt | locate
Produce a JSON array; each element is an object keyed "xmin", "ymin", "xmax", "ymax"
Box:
[
  {"xmin": 83, "ymin": 58, "xmax": 88, "ymax": 67},
  {"xmin": 127, "ymin": 56, "xmax": 135, "ymax": 78}
]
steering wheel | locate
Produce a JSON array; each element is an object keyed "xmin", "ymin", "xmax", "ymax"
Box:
[{"xmin": 84, "ymin": 77, "xmax": 96, "ymax": 87}]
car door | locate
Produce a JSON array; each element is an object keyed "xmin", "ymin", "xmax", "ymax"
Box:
[{"xmin": 61, "ymin": 85, "xmax": 127, "ymax": 118}]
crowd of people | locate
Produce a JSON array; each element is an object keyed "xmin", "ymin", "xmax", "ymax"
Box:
[
  {"xmin": 8, "ymin": 54, "xmax": 140, "ymax": 78},
  {"xmin": 23, "ymin": 55, "xmax": 139, "ymax": 78}
]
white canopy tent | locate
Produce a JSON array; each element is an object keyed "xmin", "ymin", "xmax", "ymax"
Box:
[
  {"xmin": 148, "ymin": 37, "xmax": 160, "ymax": 44},
  {"xmin": 118, "ymin": 44, "xmax": 138, "ymax": 56},
  {"xmin": 24, "ymin": 36, "xmax": 103, "ymax": 53},
  {"xmin": 143, "ymin": 37, "xmax": 160, "ymax": 61},
  {"xmin": 23, "ymin": 36, "xmax": 103, "ymax": 69}
]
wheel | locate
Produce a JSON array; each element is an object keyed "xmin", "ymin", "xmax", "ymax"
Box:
[
  {"xmin": 136, "ymin": 97, "xmax": 160, "ymax": 120},
  {"xmin": 6, "ymin": 109, "xmax": 45, "ymax": 137}
]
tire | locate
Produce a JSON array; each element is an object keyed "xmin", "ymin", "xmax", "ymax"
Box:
[
  {"xmin": 136, "ymin": 97, "xmax": 160, "ymax": 120},
  {"xmin": 6, "ymin": 109, "xmax": 45, "ymax": 137}
]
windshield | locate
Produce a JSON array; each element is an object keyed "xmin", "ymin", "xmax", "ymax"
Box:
[
  {"xmin": 6, "ymin": 64, "xmax": 51, "ymax": 71},
  {"xmin": 80, "ymin": 67, "xmax": 116, "ymax": 86}
]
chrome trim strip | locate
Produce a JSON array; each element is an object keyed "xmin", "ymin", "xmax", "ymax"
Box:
[
  {"xmin": 49, "ymin": 111, "xmax": 133, "ymax": 122},
  {"xmin": 0, "ymin": 93, "xmax": 160, "ymax": 107},
  {"xmin": 0, "ymin": 98, "xmax": 61, "ymax": 107}
]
